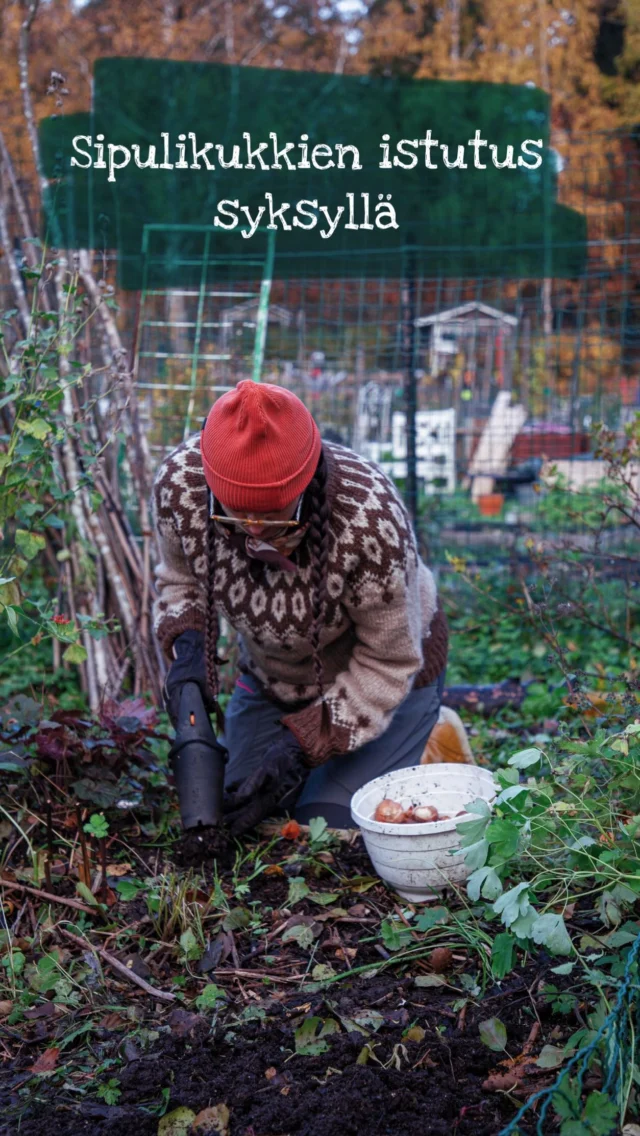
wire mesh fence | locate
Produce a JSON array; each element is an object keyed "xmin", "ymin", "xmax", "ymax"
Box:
[
  {"xmin": 497, "ymin": 931, "xmax": 640, "ymax": 1136},
  {"xmin": 2, "ymin": 128, "xmax": 640, "ymax": 565}
]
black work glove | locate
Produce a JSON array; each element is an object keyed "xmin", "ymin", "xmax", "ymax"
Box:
[
  {"xmin": 223, "ymin": 732, "xmax": 309, "ymax": 837},
  {"xmin": 163, "ymin": 629, "xmax": 215, "ymax": 729}
]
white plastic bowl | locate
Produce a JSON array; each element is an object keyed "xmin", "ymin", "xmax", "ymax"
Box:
[{"xmin": 350, "ymin": 763, "xmax": 498, "ymax": 901}]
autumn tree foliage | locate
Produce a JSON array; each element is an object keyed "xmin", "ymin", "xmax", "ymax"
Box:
[
  {"xmin": 0, "ymin": 0, "xmax": 353, "ymax": 179},
  {"xmin": 355, "ymin": 0, "xmax": 640, "ymax": 384}
]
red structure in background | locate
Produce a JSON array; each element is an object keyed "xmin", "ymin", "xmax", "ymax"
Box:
[{"xmin": 511, "ymin": 424, "xmax": 591, "ymax": 463}]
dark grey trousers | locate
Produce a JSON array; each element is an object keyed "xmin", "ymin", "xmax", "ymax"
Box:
[{"xmin": 222, "ymin": 668, "xmax": 446, "ymax": 828}]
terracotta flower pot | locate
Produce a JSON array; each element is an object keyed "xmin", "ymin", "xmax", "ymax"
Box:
[{"xmin": 477, "ymin": 493, "xmax": 504, "ymax": 517}]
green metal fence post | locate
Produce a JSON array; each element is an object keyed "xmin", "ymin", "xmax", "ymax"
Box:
[{"xmin": 251, "ymin": 228, "xmax": 276, "ymax": 383}]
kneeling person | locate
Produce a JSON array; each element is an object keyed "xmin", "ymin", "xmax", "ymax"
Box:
[{"xmin": 152, "ymin": 381, "xmax": 449, "ymax": 835}]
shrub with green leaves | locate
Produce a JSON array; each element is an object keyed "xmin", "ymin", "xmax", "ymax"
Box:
[
  {"xmin": 455, "ymin": 721, "xmax": 640, "ymax": 959},
  {"xmin": 0, "ymin": 264, "xmax": 112, "ymax": 675}
]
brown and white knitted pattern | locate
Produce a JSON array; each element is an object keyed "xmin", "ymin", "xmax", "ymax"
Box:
[{"xmin": 151, "ymin": 437, "xmax": 448, "ymax": 766}]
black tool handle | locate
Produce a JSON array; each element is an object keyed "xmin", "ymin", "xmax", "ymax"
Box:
[{"xmin": 169, "ymin": 682, "xmax": 225, "ymax": 830}]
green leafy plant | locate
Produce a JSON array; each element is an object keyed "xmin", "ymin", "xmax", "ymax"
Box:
[
  {"xmin": 115, "ymin": 879, "xmax": 144, "ymax": 901},
  {"xmin": 307, "ymin": 816, "xmax": 336, "ymax": 852},
  {"xmin": 195, "ymin": 984, "xmax": 227, "ymax": 1011},
  {"xmin": 293, "ymin": 1016, "xmax": 339, "ymax": 1056},
  {"xmin": 286, "ymin": 876, "xmax": 310, "ymax": 907},
  {"xmin": 0, "ymin": 256, "xmax": 115, "ymax": 680},
  {"xmin": 552, "ymin": 1082, "xmax": 619, "ymax": 1136},
  {"xmin": 83, "ymin": 813, "xmax": 109, "ymax": 840},
  {"xmin": 478, "ymin": 1016, "xmax": 508, "ymax": 1052},
  {"xmin": 96, "ymin": 1079, "xmax": 122, "ymax": 1106},
  {"xmin": 455, "ymin": 723, "xmax": 640, "ymax": 960},
  {"xmin": 380, "ymin": 917, "xmax": 413, "ymax": 952}
]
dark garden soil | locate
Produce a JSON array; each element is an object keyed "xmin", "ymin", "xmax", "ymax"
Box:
[
  {"xmin": 0, "ymin": 823, "xmax": 583, "ymax": 1136},
  {"xmin": 2, "ymin": 959, "xmax": 565, "ymax": 1136},
  {"xmin": 2, "ymin": 672, "xmax": 636, "ymax": 1136},
  {"xmin": 176, "ymin": 824, "xmax": 232, "ymax": 867}
]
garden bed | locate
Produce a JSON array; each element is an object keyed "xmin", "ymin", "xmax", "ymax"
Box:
[
  {"xmin": 0, "ymin": 825, "xmax": 600, "ymax": 1136},
  {"xmin": 1, "ymin": 567, "xmax": 639, "ymax": 1136}
]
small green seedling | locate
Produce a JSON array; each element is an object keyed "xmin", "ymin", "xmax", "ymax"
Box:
[{"xmin": 83, "ymin": 813, "xmax": 109, "ymax": 839}]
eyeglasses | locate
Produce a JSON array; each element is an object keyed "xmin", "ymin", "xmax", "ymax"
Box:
[{"xmin": 209, "ymin": 491, "xmax": 304, "ymax": 534}]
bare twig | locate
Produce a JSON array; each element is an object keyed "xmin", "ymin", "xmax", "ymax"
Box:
[
  {"xmin": 0, "ymin": 164, "xmax": 30, "ymax": 332},
  {"xmin": 57, "ymin": 927, "xmax": 177, "ymax": 1002},
  {"xmin": 0, "ymin": 127, "xmax": 38, "ymax": 261},
  {"xmin": 212, "ymin": 968, "xmax": 307, "ymax": 984},
  {"xmin": 75, "ymin": 804, "xmax": 91, "ymax": 885},
  {"xmin": 43, "ymin": 800, "xmax": 54, "ymax": 893},
  {"xmin": 99, "ymin": 837, "xmax": 108, "ymax": 904},
  {"xmin": 0, "ymin": 876, "xmax": 96, "ymax": 916}
]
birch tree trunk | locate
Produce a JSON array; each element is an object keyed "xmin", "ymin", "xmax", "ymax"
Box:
[{"xmin": 3, "ymin": 0, "xmax": 165, "ymax": 709}]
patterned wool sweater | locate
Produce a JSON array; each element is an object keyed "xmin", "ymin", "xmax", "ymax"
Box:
[{"xmin": 151, "ymin": 437, "xmax": 448, "ymax": 766}]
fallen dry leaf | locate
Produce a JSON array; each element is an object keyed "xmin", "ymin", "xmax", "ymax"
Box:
[
  {"xmin": 483, "ymin": 1071, "xmax": 520, "ymax": 1092},
  {"xmin": 184, "ymin": 887, "xmax": 211, "ymax": 905},
  {"xmin": 335, "ymin": 947, "xmax": 357, "ymax": 962},
  {"xmin": 99, "ymin": 1012, "xmax": 127, "ymax": 1031},
  {"xmin": 264, "ymin": 1068, "xmax": 292, "ymax": 1091},
  {"xmin": 24, "ymin": 1004, "xmax": 61, "ymax": 1021},
  {"xmin": 158, "ymin": 1106, "xmax": 196, "ymax": 1136},
  {"xmin": 191, "ymin": 1103, "xmax": 230, "ymax": 1135},
  {"xmin": 121, "ymin": 953, "xmax": 151, "ymax": 980},
  {"xmin": 29, "ymin": 1046, "xmax": 60, "ymax": 1075},
  {"xmin": 167, "ymin": 1008, "xmax": 207, "ymax": 1038},
  {"xmin": 105, "ymin": 861, "xmax": 132, "ymax": 877}
]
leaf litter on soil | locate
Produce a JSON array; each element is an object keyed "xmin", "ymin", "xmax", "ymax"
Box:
[
  {"xmin": 0, "ymin": 693, "xmax": 629, "ymax": 1135},
  {"xmin": 0, "ymin": 823, "xmax": 594, "ymax": 1136}
]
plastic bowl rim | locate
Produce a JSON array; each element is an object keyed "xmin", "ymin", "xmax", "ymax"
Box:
[{"xmin": 350, "ymin": 763, "xmax": 497, "ymax": 836}]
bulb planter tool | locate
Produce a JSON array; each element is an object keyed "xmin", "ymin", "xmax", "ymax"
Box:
[{"xmin": 168, "ymin": 681, "xmax": 226, "ymax": 830}]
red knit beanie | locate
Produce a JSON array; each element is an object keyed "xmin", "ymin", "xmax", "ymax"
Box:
[{"xmin": 200, "ymin": 380, "xmax": 322, "ymax": 512}]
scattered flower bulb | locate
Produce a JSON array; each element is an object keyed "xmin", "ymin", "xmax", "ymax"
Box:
[
  {"xmin": 373, "ymin": 798, "xmax": 407, "ymax": 823},
  {"xmin": 407, "ymin": 804, "xmax": 440, "ymax": 823},
  {"xmin": 429, "ymin": 947, "xmax": 453, "ymax": 973},
  {"xmin": 372, "ymin": 799, "xmax": 443, "ymax": 824}
]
